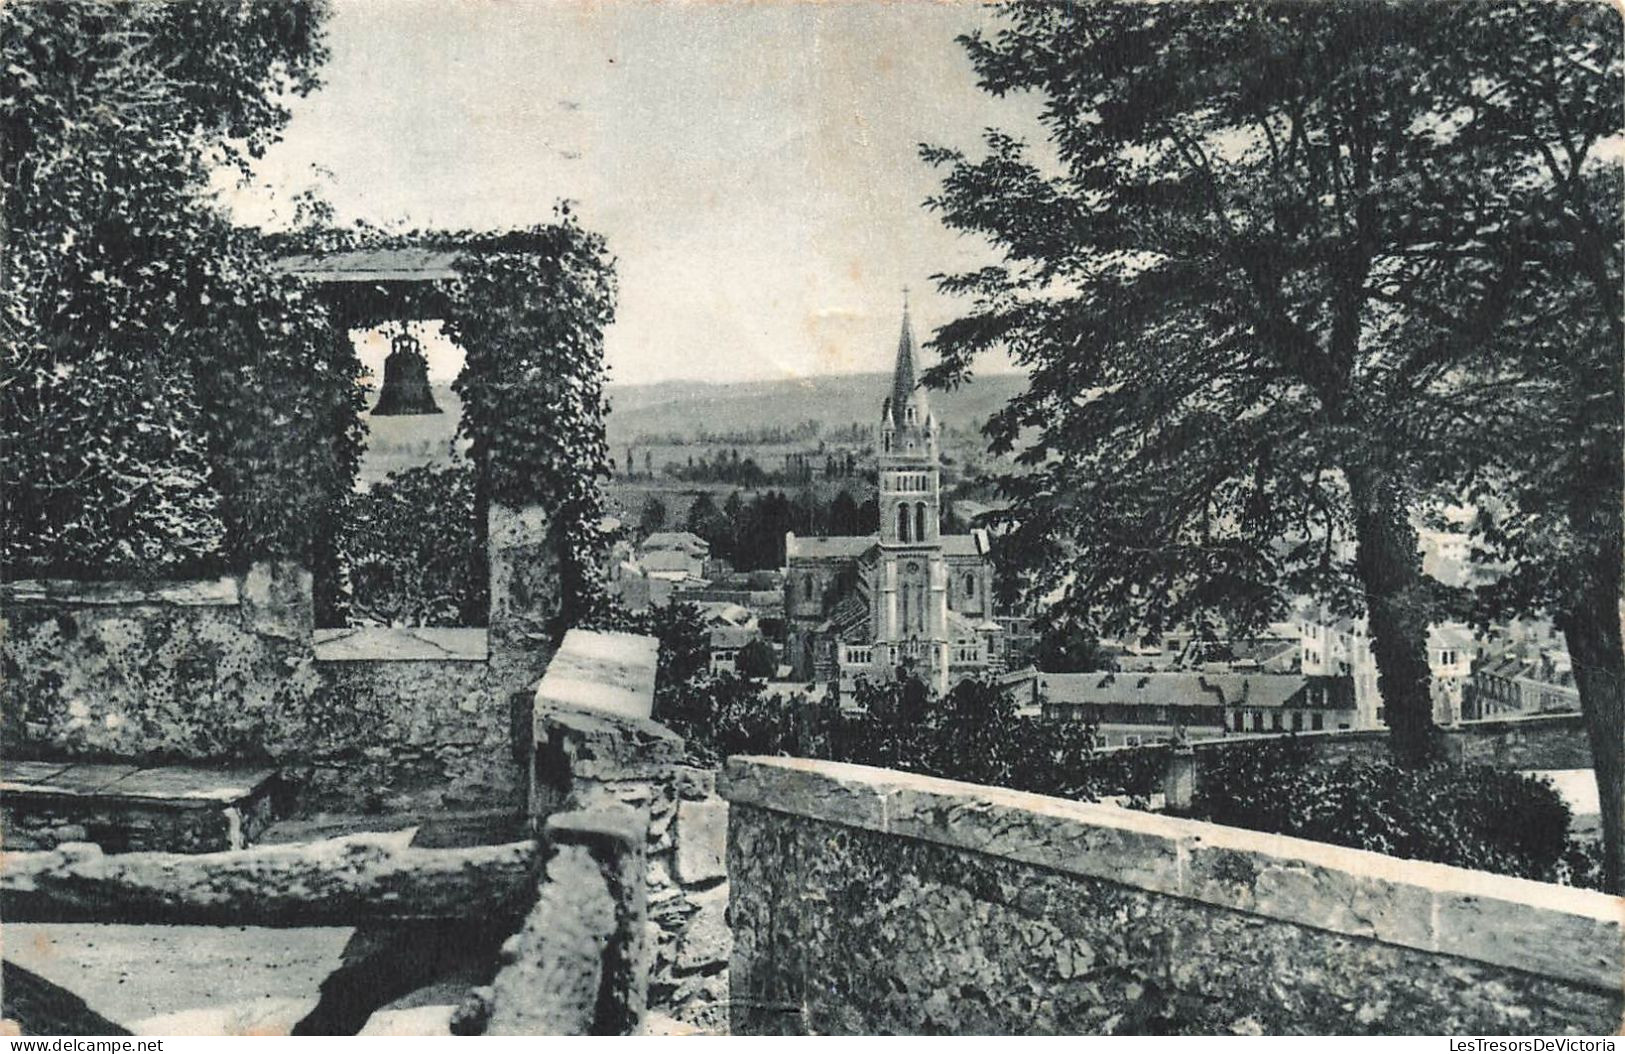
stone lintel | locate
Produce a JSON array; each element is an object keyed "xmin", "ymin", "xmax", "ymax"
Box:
[{"xmin": 720, "ymin": 756, "xmax": 1623, "ymax": 992}]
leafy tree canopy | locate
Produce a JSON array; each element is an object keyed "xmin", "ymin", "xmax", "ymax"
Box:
[
  {"xmin": 2, "ymin": 0, "xmax": 358, "ymax": 579},
  {"xmin": 923, "ymin": 0, "xmax": 1620, "ymax": 765}
]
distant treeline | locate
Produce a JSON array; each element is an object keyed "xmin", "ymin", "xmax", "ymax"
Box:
[
  {"xmin": 632, "ymin": 419, "xmax": 825, "ymax": 447},
  {"xmin": 641, "ymin": 487, "xmax": 968, "ymax": 571}
]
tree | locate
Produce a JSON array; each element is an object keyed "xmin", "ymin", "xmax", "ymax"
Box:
[
  {"xmin": 639, "ymin": 497, "xmax": 667, "ymax": 537},
  {"xmin": 684, "ymin": 491, "xmax": 730, "ymax": 559},
  {"xmin": 1391, "ymin": 6, "xmax": 1622, "ymax": 888},
  {"xmin": 921, "ymin": 1, "xmax": 1616, "ymax": 769},
  {"xmin": 735, "ymin": 639, "xmax": 777, "ymax": 680},
  {"xmin": 830, "ymin": 489, "xmax": 861, "ymax": 536},
  {"xmin": 2, "ymin": 0, "xmax": 355, "ymax": 580},
  {"xmin": 1034, "ymin": 619, "xmax": 1115, "ymax": 674}
]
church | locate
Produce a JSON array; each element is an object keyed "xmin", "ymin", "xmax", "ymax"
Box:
[{"xmin": 784, "ymin": 303, "xmax": 1003, "ymax": 697}]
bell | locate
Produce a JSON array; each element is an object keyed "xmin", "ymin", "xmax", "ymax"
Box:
[{"xmin": 371, "ymin": 329, "xmax": 442, "ymax": 416}]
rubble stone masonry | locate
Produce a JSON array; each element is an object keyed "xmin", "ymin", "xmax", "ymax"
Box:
[{"xmin": 721, "ymin": 756, "xmax": 1622, "ymax": 1035}]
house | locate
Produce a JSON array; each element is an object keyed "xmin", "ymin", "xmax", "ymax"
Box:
[
  {"xmin": 1464, "ymin": 643, "xmax": 1580, "ymax": 720},
  {"xmin": 709, "ymin": 624, "xmax": 766, "ymax": 676},
  {"xmin": 1039, "ymin": 671, "xmax": 1357, "ymax": 747},
  {"xmin": 639, "ymin": 531, "xmax": 710, "ymax": 578},
  {"xmin": 1298, "ymin": 610, "xmax": 1476, "ymax": 728}
]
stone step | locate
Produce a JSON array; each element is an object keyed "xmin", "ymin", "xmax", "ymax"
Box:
[{"xmin": 2, "ymin": 761, "xmax": 279, "ymax": 853}]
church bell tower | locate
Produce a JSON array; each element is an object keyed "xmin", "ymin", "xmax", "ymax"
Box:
[{"xmin": 874, "ymin": 294, "xmax": 948, "ymax": 694}]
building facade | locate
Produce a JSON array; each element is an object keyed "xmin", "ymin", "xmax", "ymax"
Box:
[
  {"xmin": 784, "ymin": 305, "xmax": 1001, "ymax": 696},
  {"xmin": 1039, "ymin": 671, "xmax": 1356, "ymax": 747}
]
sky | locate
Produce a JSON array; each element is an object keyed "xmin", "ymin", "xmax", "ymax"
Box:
[{"xmin": 230, "ymin": 0, "xmax": 1047, "ymax": 385}]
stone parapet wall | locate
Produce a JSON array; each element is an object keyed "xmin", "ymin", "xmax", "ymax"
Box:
[
  {"xmin": 721, "ymin": 756, "xmax": 1622, "ymax": 1035},
  {"xmin": 529, "ymin": 631, "xmax": 731, "ymax": 1031},
  {"xmin": 1, "ymin": 503, "xmax": 565, "ymax": 818}
]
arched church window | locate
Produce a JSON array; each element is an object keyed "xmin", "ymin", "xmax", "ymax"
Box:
[
  {"xmin": 897, "ymin": 503, "xmax": 911, "ymax": 543},
  {"xmin": 882, "ymin": 433, "xmax": 891, "ymax": 453},
  {"xmin": 906, "ymin": 406, "xmax": 916, "ymax": 424},
  {"xmin": 803, "ymin": 574, "xmax": 815, "ymax": 602},
  {"xmin": 965, "ymin": 574, "xmax": 976, "ymax": 598},
  {"xmin": 915, "ymin": 502, "xmax": 927, "ymax": 542}
]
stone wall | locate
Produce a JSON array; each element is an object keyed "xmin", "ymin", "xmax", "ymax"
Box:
[
  {"xmin": 527, "ymin": 632, "xmax": 731, "ymax": 1032},
  {"xmin": 1082, "ymin": 712, "xmax": 1595, "ymax": 800},
  {"xmin": 2, "ymin": 786, "xmax": 276, "ymax": 853},
  {"xmin": 722, "ymin": 756, "xmax": 1622, "ymax": 1036},
  {"xmin": 1, "ymin": 504, "xmax": 563, "ymax": 816}
]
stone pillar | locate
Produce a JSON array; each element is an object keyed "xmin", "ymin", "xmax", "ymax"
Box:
[
  {"xmin": 239, "ymin": 560, "xmax": 314, "ymax": 642},
  {"xmin": 488, "ymin": 502, "xmax": 564, "ymax": 693},
  {"xmin": 1163, "ymin": 745, "xmax": 1197, "ymax": 814}
]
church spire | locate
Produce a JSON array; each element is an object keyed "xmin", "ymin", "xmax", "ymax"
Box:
[{"xmin": 890, "ymin": 293, "xmax": 919, "ymax": 430}]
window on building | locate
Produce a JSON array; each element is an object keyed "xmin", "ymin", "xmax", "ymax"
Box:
[
  {"xmin": 1233, "ymin": 711, "xmax": 1245, "ymax": 731},
  {"xmin": 1271, "ymin": 712, "xmax": 1283, "ymax": 731},
  {"xmin": 965, "ymin": 574, "xmax": 976, "ymax": 598},
  {"xmin": 1251, "ymin": 712, "xmax": 1263, "ymax": 732},
  {"xmin": 897, "ymin": 504, "xmax": 910, "ymax": 542},
  {"xmin": 1291, "ymin": 712, "xmax": 1303, "ymax": 732},
  {"xmin": 1312, "ymin": 713, "xmax": 1324, "ymax": 731},
  {"xmin": 1376, "ymin": 706, "xmax": 1386, "ymax": 723},
  {"xmin": 803, "ymin": 574, "xmax": 814, "ymax": 602},
  {"xmin": 915, "ymin": 502, "xmax": 927, "ymax": 542},
  {"xmin": 882, "ymin": 433, "xmax": 891, "ymax": 453}
]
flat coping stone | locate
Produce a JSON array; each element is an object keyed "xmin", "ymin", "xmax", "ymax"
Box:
[
  {"xmin": 3, "ymin": 761, "xmax": 73, "ymax": 786},
  {"xmin": 2, "ymin": 763, "xmax": 277, "ymax": 810},
  {"xmin": 534, "ymin": 629, "xmax": 659, "ymax": 722},
  {"xmin": 720, "ymin": 755, "xmax": 1624, "ymax": 993},
  {"xmin": 0, "ymin": 577, "xmax": 240, "ymax": 607},
  {"xmin": 312, "ymin": 626, "xmax": 489, "ymax": 662}
]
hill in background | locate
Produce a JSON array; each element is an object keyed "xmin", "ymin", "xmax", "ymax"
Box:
[
  {"xmin": 604, "ymin": 370, "xmax": 1027, "ymax": 446},
  {"xmin": 354, "ymin": 370, "xmax": 1028, "ymax": 489}
]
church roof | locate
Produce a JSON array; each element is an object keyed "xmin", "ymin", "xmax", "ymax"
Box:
[
  {"xmin": 831, "ymin": 595, "xmax": 872, "ymax": 643},
  {"xmin": 786, "ymin": 534, "xmax": 876, "ymax": 560},
  {"xmin": 941, "ymin": 534, "xmax": 985, "ymax": 557}
]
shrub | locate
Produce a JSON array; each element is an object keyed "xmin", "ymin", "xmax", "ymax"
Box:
[
  {"xmin": 734, "ymin": 639, "xmax": 777, "ymax": 680},
  {"xmin": 1189, "ymin": 738, "xmax": 1590, "ymax": 887},
  {"xmin": 338, "ymin": 462, "xmax": 486, "ymax": 627}
]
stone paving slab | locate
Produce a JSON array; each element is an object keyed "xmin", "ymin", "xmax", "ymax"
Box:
[
  {"xmin": 2, "ymin": 763, "xmax": 275, "ymax": 807},
  {"xmin": 8, "ymin": 923, "xmax": 351, "ymax": 1036},
  {"xmin": 99, "ymin": 766, "xmax": 277, "ymax": 804},
  {"xmin": 3, "ymin": 760, "xmax": 72, "ymax": 785},
  {"xmin": 5, "ymin": 763, "xmax": 143, "ymax": 797}
]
